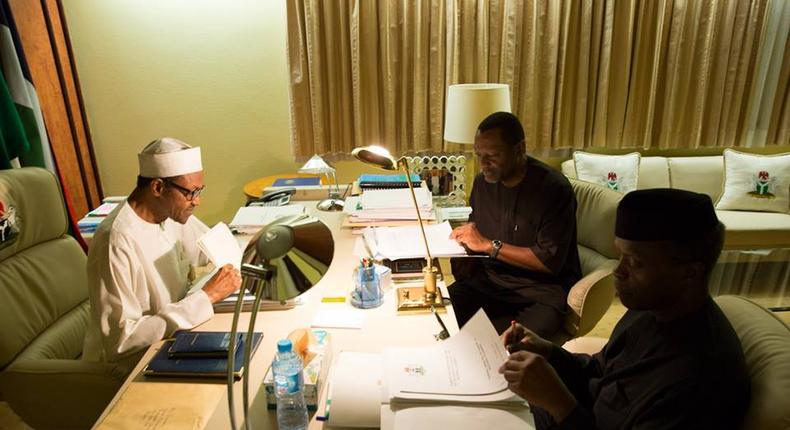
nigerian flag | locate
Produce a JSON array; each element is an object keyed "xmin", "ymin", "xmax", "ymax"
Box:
[{"xmin": 0, "ymin": 0, "xmax": 53, "ymax": 170}]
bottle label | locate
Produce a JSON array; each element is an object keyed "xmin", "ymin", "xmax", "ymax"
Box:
[{"xmin": 275, "ymin": 371, "xmax": 304, "ymax": 395}]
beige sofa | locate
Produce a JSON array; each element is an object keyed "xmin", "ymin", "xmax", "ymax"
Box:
[
  {"xmin": 0, "ymin": 168, "xmax": 132, "ymax": 429},
  {"xmin": 562, "ymin": 156, "xmax": 790, "ymax": 250},
  {"xmin": 563, "ymin": 295, "xmax": 790, "ymax": 430}
]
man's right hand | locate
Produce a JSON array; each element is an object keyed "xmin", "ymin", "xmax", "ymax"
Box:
[
  {"xmin": 202, "ymin": 264, "xmax": 241, "ymax": 304},
  {"xmin": 502, "ymin": 322, "xmax": 554, "ymax": 358}
]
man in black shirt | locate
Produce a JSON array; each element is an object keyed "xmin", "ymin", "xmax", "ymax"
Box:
[
  {"xmin": 449, "ymin": 112, "xmax": 581, "ymax": 339},
  {"xmin": 499, "ymin": 189, "xmax": 750, "ymax": 429}
]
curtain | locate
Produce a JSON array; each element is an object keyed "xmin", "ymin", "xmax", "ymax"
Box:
[{"xmin": 287, "ymin": 0, "xmax": 789, "ymax": 158}]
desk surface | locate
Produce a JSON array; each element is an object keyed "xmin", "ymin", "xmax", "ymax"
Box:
[{"xmin": 93, "ymin": 205, "xmax": 460, "ymax": 429}]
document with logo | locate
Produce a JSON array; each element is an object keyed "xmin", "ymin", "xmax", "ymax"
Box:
[{"xmin": 384, "ymin": 309, "xmax": 520, "ymax": 404}]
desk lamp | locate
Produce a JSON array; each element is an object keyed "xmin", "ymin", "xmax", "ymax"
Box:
[
  {"xmin": 226, "ymin": 215, "xmax": 334, "ymax": 430},
  {"xmin": 351, "ymin": 145, "xmax": 444, "ymax": 314},
  {"xmin": 299, "ymin": 154, "xmax": 345, "ymax": 211}
]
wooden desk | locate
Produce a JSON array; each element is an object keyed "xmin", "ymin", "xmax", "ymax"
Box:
[
  {"xmin": 92, "ymin": 205, "xmax": 459, "ymax": 429},
  {"xmin": 243, "ymin": 174, "xmax": 326, "ymax": 200}
]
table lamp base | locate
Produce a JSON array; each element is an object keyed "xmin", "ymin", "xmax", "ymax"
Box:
[{"xmin": 396, "ymin": 286, "xmax": 445, "ymax": 314}]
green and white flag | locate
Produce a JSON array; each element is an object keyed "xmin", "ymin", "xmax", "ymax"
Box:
[{"xmin": 0, "ymin": 1, "xmax": 53, "ymax": 171}]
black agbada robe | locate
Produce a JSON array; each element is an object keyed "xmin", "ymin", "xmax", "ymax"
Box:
[{"xmin": 535, "ymin": 296, "xmax": 750, "ymax": 430}]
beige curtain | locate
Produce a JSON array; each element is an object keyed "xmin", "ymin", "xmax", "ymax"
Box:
[{"xmin": 287, "ymin": 0, "xmax": 789, "ymax": 158}]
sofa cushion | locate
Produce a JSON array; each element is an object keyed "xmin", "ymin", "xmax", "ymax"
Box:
[
  {"xmin": 573, "ymin": 151, "xmax": 640, "ymax": 193},
  {"xmin": 668, "ymin": 156, "xmax": 724, "ymax": 202},
  {"xmin": 0, "ymin": 237, "xmax": 88, "ymax": 369},
  {"xmin": 636, "ymin": 157, "xmax": 670, "ymax": 189},
  {"xmin": 714, "ymin": 295, "xmax": 790, "ymax": 430},
  {"xmin": 562, "ymin": 157, "xmax": 670, "ymax": 190},
  {"xmin": 716, "ymin": 210, "xmax": 790, "ymax": 249},
  {"xmin": 716, "ymin": 149, "xmax": 790, "ymax": 213}
]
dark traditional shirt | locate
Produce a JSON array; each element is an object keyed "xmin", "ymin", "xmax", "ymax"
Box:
[
  {"xmin": 545, "ymin": 296, "xmax": 750, "ymax": 430},
  {"xmin": 469, "ymin": 156, "xmax": 581, "ymax": 310}
]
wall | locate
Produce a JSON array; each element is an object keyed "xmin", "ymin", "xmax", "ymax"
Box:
[
  {"xmin": 63, "ymin": 1, "xmax": 789, "ymax": 223},
  {"xmin": 62, "ymin": 0, "xmax": 381, "ymax": 224}
]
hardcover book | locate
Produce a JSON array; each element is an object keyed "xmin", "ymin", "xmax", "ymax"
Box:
[
  {"xmin": 167, "ymin": 331, "xmax": 241, "ymax": 358},
  {"xmin": 143, "ymin": 332, "xmax": 263, "ymax": 379},
  {"xmin": 273, "ymin": 177, "xmax": 321, "ymax": 187}
]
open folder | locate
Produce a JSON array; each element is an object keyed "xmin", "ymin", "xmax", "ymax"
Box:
[{"xmin": 362, "ymin": 221, "xmax": 482, "ymax": 260}]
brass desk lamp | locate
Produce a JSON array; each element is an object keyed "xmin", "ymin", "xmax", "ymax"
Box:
[
  {"xmin": 352, "ymin": 145, "xmax": 444, "ymax": 314},
  {"xmin": 226, "ymin": 215, "xmax": 334, "ymax": 430}
]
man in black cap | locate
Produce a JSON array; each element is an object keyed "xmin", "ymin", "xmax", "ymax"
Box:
[
  {"xmin": 498, "ymin": 189, "xmax": 750, "ymax": 429},
  {"xmin": 449, "ymin": 112, "xmax": 581, "ymax": 339}
]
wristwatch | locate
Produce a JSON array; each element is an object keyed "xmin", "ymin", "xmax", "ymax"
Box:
[{"xmin": 490, "ymin": 239, "xmax": 503, "ymax": 259}]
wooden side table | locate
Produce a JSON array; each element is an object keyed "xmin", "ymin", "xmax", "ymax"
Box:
[{"xmin": 242, "ymin": 173, "xmax": 326, "ymax": 200}]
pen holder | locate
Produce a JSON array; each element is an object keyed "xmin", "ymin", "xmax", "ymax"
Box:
[{"xmin": 350, "ymin": 265, "xmax": 383, "ymax": 309}]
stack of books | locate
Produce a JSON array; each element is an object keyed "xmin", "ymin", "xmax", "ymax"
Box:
[
  {"xmin": 77, "ymin": 196, "xmax": 125, "ymax": 235},
  {"xmin": 143, "ymin": 331, "xmax": 263, "ymax": 379}
]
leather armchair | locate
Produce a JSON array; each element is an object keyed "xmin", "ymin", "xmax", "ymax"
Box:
[
  {"xmin": 563, "ymin": 296, "xmax": 790, "ymax": 430},
  {"xmin": 0, "ymin": 168, "xmax": 132, "ymax": 429}
]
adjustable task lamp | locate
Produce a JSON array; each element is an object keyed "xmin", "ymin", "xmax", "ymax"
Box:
[
  {"xmin": 299, "ymin": 154, "xmax": 345, "ymax": 211},
  {"xmin": 351, "ymin": 146, "xmax": 444, "ymax": 313},
  {"xmin": 226, "ymin": 215, "xmax": 334, "ymax": 430}
]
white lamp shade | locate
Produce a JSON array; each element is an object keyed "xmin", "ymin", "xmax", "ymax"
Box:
[
  {"xmin": 299, "ymin": 154, "xmax": 335, "ymax": 174},
  {"xmin": 443, "ymin": 83, "xmax": 511, "ymax": 144}
]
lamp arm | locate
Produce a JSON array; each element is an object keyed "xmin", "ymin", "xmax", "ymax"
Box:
[
  {"xmin": 226, "ymin": 284, "xmax": 244, "ymax": 430},
  {"xmin": 227, "ymin": 264, "xmax": 274, "ymax": 430},
  {"xmin": 399, "ymin": 158, "xmax": 433, "ymax": 267}
]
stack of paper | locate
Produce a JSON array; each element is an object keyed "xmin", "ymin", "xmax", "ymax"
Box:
[
  {"xmin": 229, "ymin": 204, "xmax": 306, "ymax": 233},
  {"xmin": 345, "ymin": 187, "xmax": 435, "ymax": 223},
  {"xmin": 323, "ymin": 310, "xmax": 530, "ymax": 429},
  {"xmin": 363, "ymin": 221, "xmax": 468, "ymax": 260}
]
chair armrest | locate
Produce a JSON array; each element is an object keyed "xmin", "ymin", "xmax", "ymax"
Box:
[
  {"xmin": 0, "ymin": 358, "xmax": 130, "ymax": 430},
  {"xmin": 564, "ymin": 259, "xmax": 618, "ymax": 337}
]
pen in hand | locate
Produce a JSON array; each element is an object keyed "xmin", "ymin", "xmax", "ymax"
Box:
[{"xmin": 507, "ymin": 320, "xmax": 518, "ymax": 353}]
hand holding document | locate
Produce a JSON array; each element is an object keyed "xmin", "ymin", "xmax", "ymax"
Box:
[
  {"xmin": 197, "ymin": 222, "xmax": 242, "ymax": 269},
  {"xmin": 384, "ymin": 309, "xmax": 520, "ymax": 404},
  {"xmin": 323, "ymin": 310, "xmax": 529, "ymax": 429},
  {"xmin": 362, "ymin": 221, "xmax": 471, "ymax": 260}
]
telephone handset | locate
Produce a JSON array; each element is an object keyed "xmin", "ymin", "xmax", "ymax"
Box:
[{"xmin": 247, "ymin": 187, "xmax": 296, "ymax": 207}]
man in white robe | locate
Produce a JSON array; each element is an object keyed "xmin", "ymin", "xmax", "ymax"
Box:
[{"xmin": 82, "ymin": 138, "xmax": 240, "ymax": 364}]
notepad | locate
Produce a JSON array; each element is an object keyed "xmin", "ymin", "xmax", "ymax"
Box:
[{"xmin": 311, "ymin": 310, "xmax": 364, "ymax": 329}]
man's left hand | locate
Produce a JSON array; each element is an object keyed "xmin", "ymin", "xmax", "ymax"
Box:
[
  {"xmin": 450, "ymin": 222, "xmax": 491, "ymax": 253},
  {"xmin": 499, "ymin": 351, "xmax": 577, "ymax": 423}
]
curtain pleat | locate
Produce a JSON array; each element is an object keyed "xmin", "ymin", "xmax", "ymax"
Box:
[{"xmin": 287, "ymin": 0, "xmax": 789, "ymax": 160}]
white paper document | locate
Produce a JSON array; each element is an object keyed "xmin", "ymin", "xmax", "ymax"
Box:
[
  {"xmin": 311, "ymin": 309, "xmax": 364, "ymax": 330},
  {"xmin": 363, "ymin": 221, "xmax": 468, "ymax": 260},
  {"xmin": 229, "ymin": 204, "xmax": 306, "ymax": 228},
  {"xmin": 384, "ymin": 309, "xmax": 519, "ymax": 404},
  {"xmin": 196, "ymin": 222, "xmax": 242, "ymax": 269},
  {"xmin": 327, "ymin": 351, "xmax": 384, "ymax": 428}
]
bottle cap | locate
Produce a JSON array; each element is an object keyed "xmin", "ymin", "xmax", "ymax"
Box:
[{"xmin": 277, "ymin": 339, "xmax": 292, "ymax": 353}]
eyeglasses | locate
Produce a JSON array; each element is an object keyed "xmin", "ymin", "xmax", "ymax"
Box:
[{"xmin": 163, "ymin": 179, "xmax": 205, "ymax": 201}]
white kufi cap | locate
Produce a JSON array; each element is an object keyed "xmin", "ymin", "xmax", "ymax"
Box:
[{"xmin": 138, "ymin": 137, "xmax": 203, "ymax": 178}]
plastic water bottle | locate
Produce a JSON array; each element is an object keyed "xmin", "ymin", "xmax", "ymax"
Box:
[{"xmin": 273, "ymin": 339, "xmax": 308, "ymax": 430}]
